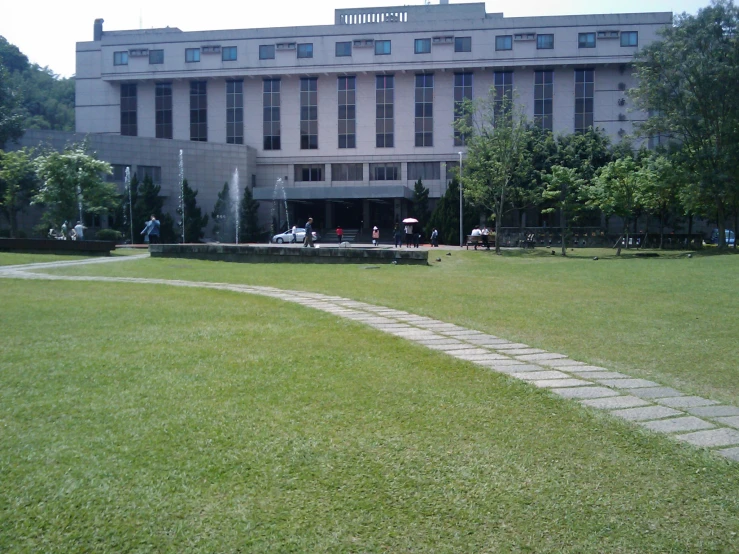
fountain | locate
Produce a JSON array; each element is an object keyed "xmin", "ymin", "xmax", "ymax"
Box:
[
  {"xmin": 124, "ymin": 166, "xmax": 133, "ymax": 244},
  {"xmin": 269, "ymin": 177, "xmax": 290, "ymax": 239},
  {"xmin": 178, "ymin": 149, "xmax": 185, "ymax": 243},
  {"xmin": 228, "ymin": 168, "xmax": 240, "ymax": 244}
]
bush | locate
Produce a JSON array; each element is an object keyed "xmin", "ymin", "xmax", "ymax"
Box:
[{"xmin": 95, "ymin": 229, "xmax": 123, "ymax": 242}]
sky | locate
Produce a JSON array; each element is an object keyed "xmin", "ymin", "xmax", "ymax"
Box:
[{"xmin": 2, "ymin": 0, "xmax": 709, "ymax": 78}]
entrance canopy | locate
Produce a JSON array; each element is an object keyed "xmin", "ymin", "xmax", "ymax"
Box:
[{"xmin": 252, "ymin": 184, "xmax": 414, "ymax": 201}]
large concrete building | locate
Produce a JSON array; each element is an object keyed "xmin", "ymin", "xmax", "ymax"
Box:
[{"xmin": 72, "ymin": 1, "xmax": 671, "ymax": 234}]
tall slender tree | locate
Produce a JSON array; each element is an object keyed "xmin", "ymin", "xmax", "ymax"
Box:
[
  {"xmin": 0, "ymin": 148, "xmax": 37, "ymax": 237},
  {"xmin": 182, "ymin": 179, "xmax": 208, "ymax": 243}
]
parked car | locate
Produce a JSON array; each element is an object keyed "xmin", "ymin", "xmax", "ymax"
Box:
[
  {"xmin": 710, "ymin": 228, "xmax": 736, "ymax": 246},
  {"xmin": 271, "ymin": 228, "xmax": 320, "ymax": 244}
]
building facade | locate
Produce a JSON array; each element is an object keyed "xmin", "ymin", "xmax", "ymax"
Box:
[{"xmin": 74, "ymin": 1, "xmax": 671, "ymax": 233}]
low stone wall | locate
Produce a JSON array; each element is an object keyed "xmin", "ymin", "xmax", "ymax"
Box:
[
  {"xmin": 0, "ymin": 238, "xmax": 116, "ymax": 256},
  {"xmin": 150, "ymin": 244, "xmax": 429, "ymax": 265}
]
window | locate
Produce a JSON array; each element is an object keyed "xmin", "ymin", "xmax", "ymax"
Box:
[
  {"xmin": 621, "ymin": 31, "xmax": 638, "ymax": 47},
  {"xmin": 259, "ymin": 45, "xmax": 275, "ymax": 59},
  {"xmin": 454, "ymin": 72, "xmax": 472, "ymax": 146},
  {"xmin": 575, "ymin": 69, "xmax": 594, "ymax": 133},
  {"xmin": 537, "ymin": 34, "xmax": 554, "ymax": 49},
  {"xmin": 454, "ymin": 37, "xmax": 471, "ymax": 52},
  {"xmin": 375, "ymin": 40, "xmax": 391, "ymax": 55},
  {"xmin": 578, "ymin": 33, "xmax": 596, "ymax": 48},
  {"xmin": 190, "ymin": 81, "xmax": 207, "ymax": 142},
  {"xmin": 336, "ymin": 42, "xmax": 352, "ymax": 57},
  {"xmin": 338, "ymin": 76, "xmax": 356, "ymax": 149},
  {"xmin": 114, "ymin": 51, "xmax": 128, "ymax": 66},
  {"xmin": 108, "ymin": 164, "xmax": 129, "ymax": 183},
  {"xmin": 494, "ymin": 71, "xmax": 513, "ymax": 120},
  {"xmin": 155, "ymin": 83, "xmax": 172, "ymax": 139},
  {"xmin": 226, "ymin": 80, "xmax": 243, "ymax": 144},
  {"xmin": 222, "ymin": 46, "xmax": 237, "ymax": 61},
  {"xmin": 332, "ymin": 163, "xmax": 363, "ymax": 181},
  {"xmin": 414, "ymin": 38, "xmax": 431, "ymax": 54},
  {"xmin": 534, "ymin": 70, "xmax": 553, "ymax": 131},
  {"xmin": 495, "ymin": 35, "xmax": 512, "ymax": 51},
  {"xmin": 295, "ymin": 164, "xmax": 324, "ymax": 182},
  {"xmin": 415, "ymin": 74, "xmax": 433, "ymax": 147},
  {"xmin": 407, "ymin": 162, "xmax": 440, "ymax": 181},
  {"xmin": 137, "ymin": 165, "xmax": 161, "ymax": 183},
  {"xmin": 186, "ymin": 48, "xmax": 200, "ymax": 62},
  {"xmin": 149, "ymin": 49, "xmax": 164, "ymax": 64},
  {"xmin": 300, "ymin": 78, "xmax": 318, "ymax": 149},
  {"xmin": 297, "ymin": 43, "xmax": 313, "ymax": 58},
  {"xmin": 120, "ymin": 84, "xmax": 137, "ymax": 136},
  {"xmin": 376, "ymin": 75, "xmax": 394, "ymax": 148},
  {"xmin": 370, "ymin": 163, "xmax": 400, "ymax": 181},
  {"xmin": 263, "ymin": 79, "xmax": 281, "ymax": 150}
]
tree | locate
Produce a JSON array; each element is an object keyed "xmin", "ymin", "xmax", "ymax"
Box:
[
  {"xmin": 631, "ymin": 0, "xmax": 739, "ymax": 247},
  {"xmin": 181, "ymin": 179, "xmax": 208, "ymax": 243},
  {"xmin": 0, "ymin": 64, "xmax": 23, "ymax": 147},
  {"xmin": 427, "ymin": 176, "xmax": 479, "ymax": 245},
  {"xmin": 0, "ymin": 148, "xmax": 37, "ymax": 237},
  {"xmin": 32, "ymin": 143, "xmax": 116, "ymax": 230},
  {"xmin": 239, "ymin": 185, "xmax": 261, "ymax": 243},
  {"xmin": 634, "ymin": 154, "xmax": 682, "ymax": 249},
  {"xmin": 211, "ymin": 182, "xmax": 234, "ymax": 242},
  {"xmin": 411, "ymin": 179, "xmax": 430, "ymax": 236},
  {"xmin": 541, "ymin": 165, "xmax": 586, "ymax": 256}
]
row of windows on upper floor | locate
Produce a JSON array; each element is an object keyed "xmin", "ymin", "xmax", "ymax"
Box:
[{"xmin": 111, "ymin": 30, "xmax": 639, "ymax": 66}]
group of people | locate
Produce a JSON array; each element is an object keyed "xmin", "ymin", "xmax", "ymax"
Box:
[
  {"xmin": 470, "ymin": 225, "xmax": 492, "ymax": 250},
  {"xmin": 52, "ymin": 220, "xmax": 86, "ymax": 240}
]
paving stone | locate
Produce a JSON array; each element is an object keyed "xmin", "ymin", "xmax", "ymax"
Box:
[
  {"xmin": 447, "ymin": 348, "xmax": 496, "ymax": 357},
  {"xmin": 630, "ymin": 387, "xmax": 685, "ymax": 399},
  {"xmin": 570, "ymin": 371, "xmax": 630, "ymax": 380},
  {"xmin": 474, "ymin": 360, "xmax": 525, "ymax": 368},
  {"xmin": 481, "ymin": 363, "xmax": 540, "ymax": 373},
  {"xmin": 416, "ymin": 338, "xmax": 465, "ymax": 346},
  {"xmin": 368, "ymin": 324, "xmax": 413, "ymax": 330},
  {"xmin": 687, "ymin": 405, "xmax": 739, "ymax": 418},
  {"xmin": 552, "ymin": 386, "xmax": 621, "ymax": 399},
  {"xmin": 516, "ymin": 352, "xmax": 568, "ymax": 361},
  {"xmin": 450, "ymin": 353, "xmax": 509, "ymax": 361},
  {"xmin": 674, "ymin": 428, "xmax": 739, "ymax": 448},
  {"xmin": 531, "ymin": 379, "xmax": 591, "ymax": 388},
  {"xmin": 716, "ymin": 447, "xmax": 739, "ymax": 462},
  {"xmin": 655, "ymin": 396, "xmax": 720, "ymax": 409},
  {"xmin": 580, "ymin": 395, "xmax": 651, "ymax": 410},
  {"xmin": 490, "ymin": 343, "xmax": 531, "ymax": 350},
  {"xmin": 503, "ymin": 348, "xmax": 548, "ymax": 356},
  {"xmin": 598, "ymin": 378, "xmax": 662, "ymax": 389},
  {"xmin": 610, "ymin": 406, "xmax": 683, "ymax": 421},
  {"xmin": 443, "ymin": 330, "xmax": 485, "ymax": 337},
  {"xmin": 424, "ymin": 342, "xmax": 479, "ymax": 351},
  {"xmin": 556, "ymin": 364, "xmax": 609, "ymax": 372},
  {"xmin": 537, "ymin": 359, "xmax": 586, "ymax": 368},
  {"xmin": 388, "ymin": 330, "xmax": 438, "ymax": 338},
  {"xmin": 714, "ymin": 416, "xmax": 739, "ymax": 429},
  {"xmin": 639, "ymin": 416, "xmax": 715, "ymax": 434},
  {"xmin": 508, "ymin": 370, "xmax": 572, "ymax": 380}
]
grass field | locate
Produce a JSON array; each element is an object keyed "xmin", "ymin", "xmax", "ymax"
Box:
[{"xmin": 1, "ymin": 278, "xmax": 739, "ymax": 552}]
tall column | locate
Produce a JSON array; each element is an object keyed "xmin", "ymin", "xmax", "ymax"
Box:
[
  {"xmin": 362, "ymin": 200, "xmax": 370, "ymax": 230},
  {"xmin": 325, "ymin": 202, "xmax": 333, "ymax": 229}
]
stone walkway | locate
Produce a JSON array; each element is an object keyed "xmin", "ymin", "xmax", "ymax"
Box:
[{"xmin": 3, "ymin": 255, "xmax": 739, "ymax": 462}]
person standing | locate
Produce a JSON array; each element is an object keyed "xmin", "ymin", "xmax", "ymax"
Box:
[
  {"xmin": 61, "ymin": 221, "xmax": 69, "ymax": 240},
  {"xmin": 141, "ymin": 214, "xmax": 160, "ymax": 244},
  {"xmin": 336, "ymin": 225, "xmax": 343, "ymax": 244},
  {"xmin": 431, "ymin": 228, "xmax": 439, "ymax": 247},
  {"xmin": 303, "ymin": 217, "xmax": 314, "ymax": 247},
  {"xmin": 291, "ymin": 225, "xmax": 298, "ymax": 244},
  {"xmin": 372, "ymin": 226, "xmax": 379, "ymax": 246},
  {"xmin": 74, "ymin": 221, "xmax": 86, "ymax": 241},
  {"xmin": 404, "ymin": 223, "xmax": 413, "ymax": 248},
  {"xmin": 414, "ymin": 231, "xmax": 420, "ymax": 248},
  {"xmin": 394, "ymin": 224, "xmax": 402, "ymax": 248},
  {"xmin": 481, "ymin": 226, "xmax": 490, "ymax": 250}
]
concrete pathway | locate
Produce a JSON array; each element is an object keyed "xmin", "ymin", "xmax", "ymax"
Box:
[{"xmin": 3, "ymin": 254, "xmax": 738, "ymax": 462}]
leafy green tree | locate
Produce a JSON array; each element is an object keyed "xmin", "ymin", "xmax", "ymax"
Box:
[
  {"xmin": 0, "ymin": 64, "xmax": 23, "ymax": 147},
  {"xmin": 181, "ymin": 179, "xmax": 208, "ymax": 243},
  {"xmin": 542, "ymin": 165, "xmax": 586, "ymax": 256},
  {"xmin": 635, "ymin": 154, "xmax": 682, "ymax": 249},
  {"xmin": 239, "ymin": 185, "xmax": 261, "ymax": 243},
  {"xmin": 32, "ymin": 143, "xmax": 116, "ymax": 230},
  {"xmin": 211, "ymin": 182, "xmax": 234, "ymax": 242},
  {"xmin": 0, "ymin": 148, "xmax": 37, "ymax": 237},
  {"xmin": 631, "ymin": 0, "xmax": 739, "ymax": 247},
  {"xmin": 411, "ymin": 179, "xmax": 430, "ymax": 236}
]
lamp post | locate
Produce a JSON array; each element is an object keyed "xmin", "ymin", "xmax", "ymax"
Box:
[{"xmin": 458, "ymin": 151, "xmax": 463, "ymax": 247}]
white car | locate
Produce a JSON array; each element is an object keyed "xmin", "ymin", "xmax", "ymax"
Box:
[{"xmin": 271, "ymin": 228, "xmax": 319, "ymax": 243}]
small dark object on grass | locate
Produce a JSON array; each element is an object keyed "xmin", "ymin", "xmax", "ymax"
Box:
[
  {"xmin": 593, "ymin": 256, "xmax": 598, "ymax": 261},
  {"xmin": 391, "ymin": 260, "xmax": 398, "ymax": 265},
  {"xmin": 364, "ymin": 266, "xmax": 380, "ymax": 270},
  {"xmin": 551, "ymin": 250, "xmax": 555, "ymax": 255},
  {"xmin": 436, "ymin": 257, "xmax": 441, "ymax": 262},
  {"xmin": 446, "ymin": 252, "xmax": 451, "ymax": 256},
  {"xmin": 688, "ymin": 253, "xmax": 692, "ymax": 258}
]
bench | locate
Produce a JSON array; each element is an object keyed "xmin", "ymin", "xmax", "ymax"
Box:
[
  {"xmin": 466, "ymin": 235, "xmax": 494, "ymax": 250},
  {"xmin": 522, "ymin": 233, "xmax": 536, "ymax": 249}
]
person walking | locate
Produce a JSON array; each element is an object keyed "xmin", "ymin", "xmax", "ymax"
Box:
[
  {"xmin": 336, "ymin": 225, "xmax": 343, "ymax": 244},
  {"xmin": 394, "ymin": 224, "xmax": 402, "ymax": 248},
  {"xmin": 431, "ymin": 228, "xmax": 439, "ymax": 247},
  {"xmin": 141, "ymin": 214, "xmax": 161, "ymax": 244},
  {"xmin": 291, "ymin": 225, "xmax": 297, "ymax": 244},
  {"xmin": 372, "ymin": 226, "xmax": 379, "ymax": 246},
  {"xmin": 303, "ymin": 217, "xmax": 315, "ymax": 247},
  {"xmin": 404, "ymin": 223, "xmax": 413, "ymax": 248}
]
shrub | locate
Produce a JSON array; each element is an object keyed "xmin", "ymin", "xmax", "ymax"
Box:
[{"xmin": 95, "ymin": 229, "xmax": 123, "ymax": 242}]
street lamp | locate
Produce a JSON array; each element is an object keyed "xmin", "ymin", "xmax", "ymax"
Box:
[{"xmin": 458, "ymin": 151, "xmax": 463, "ymax": 247}]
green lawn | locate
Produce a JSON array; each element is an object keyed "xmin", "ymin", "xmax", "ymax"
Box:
[
  {"xmin": 40, "ymin": 248, "xmax": 739, "ymax": 405},
  {"xmin": 1, "ymin": 280, "xmax": 738, "ymax": 552}
]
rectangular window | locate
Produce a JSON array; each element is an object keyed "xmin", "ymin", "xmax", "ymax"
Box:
[
  {"xmin": 454, "ymin": 37, "xmax": 471, "ymax": 52},
  {"xmin": 495, "ymin": 35, "xmax": 512, "ymax": 51},
  {"xmin": 537, "ymin": 34, "xmax": 554, "ymax": 49},
  {"xmin": 414, "ymin": 38, "xmax": 431, "ymax": 54},
  {"xmin": 454, "ymin": 72, "xmax": 472, "ymax": 146},
  {"xmin": 185, "ymin": 48, "xmax": 201, "ymax": 62},
  {"xmin": 376, "ymin": 75, "xmax": 394, "ymax": 148},
  {"xmin": 300, "ymin": 78, "xmax": 318, "ymax": 149},
  {"xmin": 407, "ymin": 162, "xmax": 440, "ymax": 181},
  {"xmin": 294, "ymin": 164, "xmax": 324, "ymax": 182},
  {"xmin": 338, "ymin": 76, "xmax": 356, "ymax": 149},
  {"xmin": 534, "ymin": 70, "xmax": 553, "ymax": 131},
  {"xmin": 621, "ymin": 31, "xmax": 638, "ymax": 47},
  {"xmin": 370, "ymin": 163, "xmax": 400, "ymax": 181},
  {"xmin": 155, "ymin": 83, "xmax": 172, "ymax": 139},
  {"xmin": 137, "ymin": 165, "xmax": 161, "ymax": 183},
  {"xmin": 114, "ymin": 51, "xmax": 128, "ymax": 66},
  {"xmin": 263, "ymin": 79, "xmax": 281, "ymax": 150},
  {"xmin": 108, "ymin": 164, "xmax": 129, "ymax": 183},
  {"xmin": 259, "ymin": 45, "xmax": 275, "ymax": 59},
  {"xmin": 190, "ymin": 81, "xmax": 207, "ymax": 142},
  {"xmin": 415, "ymin": 74, "xmax": 433, "ymax": 147},
  {"xmin": 575, "ymin": 69, "xmax": 594, "ymax": 133},
  {"xmin": 120, "ymin": 84, "xmax": 137, "ymax": 136},
  {"xmin": 331, "ymin": 163, "xmax": 363, "ymax": 181},
  {"xmin": 297, "ymin": 43, "xmax": 313, "ymax": 59},
  {"xmin": 336, "ymin": 41, "xmax": 352, "ymax": 57},
  {"xmin": 375, "ymin": 40, "xmax": 391, "ymax": 55},
  {"xmin": 149, "ymin": 49, "xmax": 164, "ymax": 64},
  {"xmin": 226, "ymin": 80, "xmax": 243, "ymax": 145},
  {"xmin": 578, "ymin": 33, "xmax": 596, "ymax": 48},
  {"xmin": 222, "ymin": 46, "xmax": 237, "ymax": 61},
  {"xmin": 494, "ymin": 71, "xmax": 513, "ymax": 119}
]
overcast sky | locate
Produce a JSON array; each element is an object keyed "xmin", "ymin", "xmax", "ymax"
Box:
[{"xmin": 3, "ymin": 0, "xmax": 708, "ymax": 78}]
